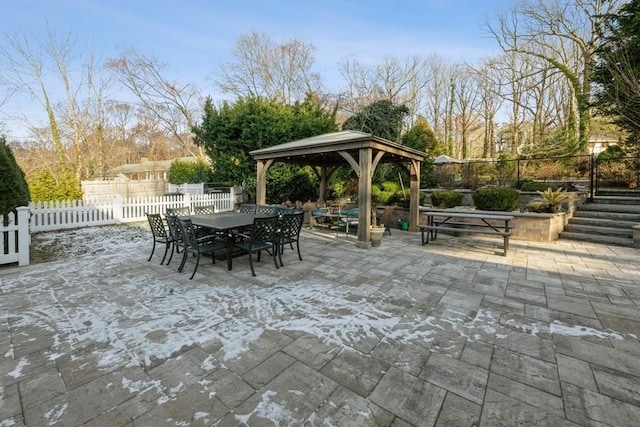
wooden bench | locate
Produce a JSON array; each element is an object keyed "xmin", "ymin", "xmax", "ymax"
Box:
[{"xmin": 420, "ymin": 211, "xmax": 514, "ymax": 256}]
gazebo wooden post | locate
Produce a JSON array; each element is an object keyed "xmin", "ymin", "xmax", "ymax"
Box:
[
  {"xmin": 357, "ymin": 148, "xmax": 372, "ymax": 249},
  {"xmin": 409, "ymin": 160, "xmax": 421, "ymax": 231},
  {"xmin": 255, "ymin": 159, "xmax": 272, "ymax": 205},
  {"xmin": 319, "ymin": 165, "xmax": 327, "ymax": 205}
]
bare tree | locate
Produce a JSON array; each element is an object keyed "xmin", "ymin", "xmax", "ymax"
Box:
[
  {"xmin": 216, "ymin": 32, "xmax": 322, "ymax": 105},
  {"xmin": 472, "ymin": 59, "xmax": 504, "ymax": 157},
  {"xmin": 452, "ymin": 66, "xmax": 483, "ymax": 159},
  {"xmin": 0, "ymin": 29, "xmax": 109, "ymax": 179},
  {"xmin": 338, "ymin": 55, "xmax": 430, "ymax": 127},
  {"xmin": 108, "ymin": 47, "xmax": 204, "ymax": 159},
  {"xmin": 422, "ymin": 54, "xmax": 456, "ymax": 144},
  {"xmin": 487, "ymin": 0, "xmax": 623, "ymax": 153}
]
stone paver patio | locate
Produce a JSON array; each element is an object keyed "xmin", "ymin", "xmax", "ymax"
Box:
[{"xmin": 1, "ymin": 223, "xmax": 640, "ymax": 426}]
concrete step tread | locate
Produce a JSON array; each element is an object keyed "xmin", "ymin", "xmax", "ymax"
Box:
[
  {"xmin": 569, "ymin": 217, "xmax": 638, "ymax": 229},
  {"xmin": 559, "ymin": 232, "xmax": 635, "ymax": 247},
  {"xmin": 596, "ymin": 190, "xmax": 640, "ymax": 197},
  {"xmin": 563, "ymin": 224, "xmax": 632, "ymax": 237},
  {"xmin": 577, "ymin": 203, "xmax": 640, "ymax": 214},
  {"xmin": 573, "ymin": 211, "xmax": 640, "ymax": 221}
]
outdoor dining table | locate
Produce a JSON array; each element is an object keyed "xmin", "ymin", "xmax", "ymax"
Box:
[{"xmin": 188, "ymin": 212, "xmax": 256, "ymax": 270}]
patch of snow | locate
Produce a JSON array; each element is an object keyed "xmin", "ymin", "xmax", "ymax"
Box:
[
  {"xmin": 235, "ymin": 390, "xmax": 296, "ymax": 426},
  {"xmin": 194, "ymin": 412, "xmax": 209, "ymax": 420},
  {"xmin": 44, "ymin": 403, "xmax": 68, "ymax": 425},
  {"xmin": 121, "ymin": 376, "xmax": 163, "ymax": 395},
  {"xmin": 7, "ymin": 357, "xmax": 29, "ymax": 379},
  {"xmin": 549, "ymin": 322, "xmax": 624, "ymax": 340}
]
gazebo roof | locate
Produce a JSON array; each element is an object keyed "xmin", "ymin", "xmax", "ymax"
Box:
[{"xmin": 250, "ymin": 130, "xmax": 426, "ymax": 167}]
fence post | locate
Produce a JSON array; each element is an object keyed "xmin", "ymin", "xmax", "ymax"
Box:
[
  {"xmin": 589, "ymin": 154, "xmax": 595, "ymax": 202},
  {"xmin": 183, "ymin": 193, "xmax": 192, "ymax": 211},
  {"xmin": 229, "ymin": 187, "xmax": 236, "ymax": 211},
  {"xmin": 17, "ymin": 206, "xmax": 30, "ymax": 266},
  {"xmin": 113, "ymin": 197, "xmax": 124, "ymax": 222}
]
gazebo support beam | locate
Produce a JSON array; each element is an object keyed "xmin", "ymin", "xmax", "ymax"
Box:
[
  {"xmin": 409, "ymin": 160, "xmax": 421, "ymax": 231},
  {"xmin": 255, "ymin": 159, "xmax": 273, "ymax": 205},
  {"xmin": 356, "ymin": 148, "xmax": 372, "ymax": 249}
]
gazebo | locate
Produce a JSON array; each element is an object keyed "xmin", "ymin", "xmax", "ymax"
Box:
[{"xmin": 250, "ymin": 130, "xmax": 426, "ymax": 248}]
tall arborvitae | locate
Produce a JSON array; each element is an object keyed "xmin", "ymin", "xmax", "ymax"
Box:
[{"xmin": 0, "ymin": 136, "xmax": 31, "ymax": 221}]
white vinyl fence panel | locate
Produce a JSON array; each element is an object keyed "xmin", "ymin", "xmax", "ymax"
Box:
[
  {"xmin": 30, "ymin": 191, "xmax": 235, "ymax": 233},
  {"xmin": 0, "ymin": 207, "xmax": 30, "ymax": 266}
]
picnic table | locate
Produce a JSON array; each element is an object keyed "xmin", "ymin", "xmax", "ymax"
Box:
[{"xmin": 419, "ymin": 210, "xmax": 514, "ymax": 256}]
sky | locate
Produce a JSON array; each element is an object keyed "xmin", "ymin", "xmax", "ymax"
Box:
[{"xmin": 1, "ymin": 0, "xmax": 514, "ymax": 140}]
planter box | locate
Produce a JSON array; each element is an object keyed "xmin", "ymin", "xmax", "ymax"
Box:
[{"xmin": 510, "ymin": 211, "xmax": 566, "ymax": 241}]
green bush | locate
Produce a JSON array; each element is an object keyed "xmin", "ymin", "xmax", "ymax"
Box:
[
  {"xmin": 430, "ymin": 190, "xmax": 463, "ymax": 208},
  {"xmin": 168, "ymin": 159, "xmax": 213, "ymax": 184},
  {"xmin": 371, "ymin": 184, "xmax": 394, "ymax": 205},
  {"xmin": 0, "ymin": 137, "xmax": 31, "ymax": 220},
  {"xmin": 519, "ymin": 181, "xmax": 557, "ymax": 192},
  {"xmin": 28, "ymin": 169, "xmax": 82, "ymax": 202},
  {"xmin": 472, "ymin": 187, "xmax": 520, "ymax": 211},
  {"xmin": 513, "ymin": 178, "xmax": 534, "ymax": 189}
]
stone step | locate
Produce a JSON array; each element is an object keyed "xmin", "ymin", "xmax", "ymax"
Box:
[
  {"xmin": 596, "ymin": 189, "xmax": 640, "ymax": 198},
  {"xmin": 569, "ymin": 217, "xmax": 638, "ymax": 229},
  {"xmin": 572, "ymin": 210, "xmax": 640, "ymax": 222},
  {"xmin": 576, "ymin": 203, "xmax": 640, "ymax": 214},
  {"xmin": 558, "ymin": 231, "xmax": 635, "ymax": 247},
  {"xmin": 591, "ymin": 196, "xmax": 640, "ymax": 206},
  {"xmin": 563, "ymin": 223, "xmax": 632, "ymax": 238}
]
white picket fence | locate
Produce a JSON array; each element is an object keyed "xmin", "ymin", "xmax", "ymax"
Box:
[
  {"xmin": 0, "ymin": 207, "xmax": 30, "ymax": 267},
  {"xmin": 0, "ymin": 191, "xmax": 235, "ymax": 267}
]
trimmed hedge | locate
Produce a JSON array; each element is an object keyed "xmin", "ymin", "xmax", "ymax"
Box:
[
  {"xmin": 516, "ymin": 179, "xmax": 557, "ymax": 192},
  {"xmin": 431, "ymin": 190, "xmax": 463, "ymax": 208},
  {"xmin": 472, "ymin": 187, "xmax": 519, "ymax": 211}
]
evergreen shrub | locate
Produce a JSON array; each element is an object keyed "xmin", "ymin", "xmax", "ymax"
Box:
[
  {"xmin": 472, "ymin": 187, "xmax": 519, "ymax": 211},
  {"xmin": 0, "ymin": 137, "xmax": 31, "ymax": 220},
  {"xmin": 430, "ymin": 190, "xmax": 463, "ymax": 208}
]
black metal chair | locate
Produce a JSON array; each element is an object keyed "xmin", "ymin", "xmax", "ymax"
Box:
[
  {"xmin": 193, "ymin": 204, "xmax": 216, "ymax": 215},
  {"xmin": 164, "ymin": 215, "xmax": 185, "ymax": 266},
  {"xmin": 231, "ymin": 215, "xmax": 279, "ymax": 276},
  {"xmin": 277, "ymin": 212, "xmax": 303, "ymax": 266},
  {"xmin": 166, "ymin": 206, "xmax": 191, "ymax": 216},
  {"xmin": 146, "ymin": 213, "xmax": 171, "ymax": 264},
  {"xmin": 256, "ymin": 205, "xmax": 278, "ymax": 216},
  {"xmin": 178, "ymin": 218, "xmax": 227, "ymax": 280}
]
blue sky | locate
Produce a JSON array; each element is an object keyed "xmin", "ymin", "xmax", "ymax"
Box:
[{"xmin": 2, "ymin": 0, "xmax": 513, "ymax": 138}]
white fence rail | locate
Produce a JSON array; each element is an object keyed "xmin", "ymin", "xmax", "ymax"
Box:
[
  {"xmin": 0, "ymin": 191, "xmax": 236, "ymax": 267},
  {"xmin": 30, "ymin": 192, "xmax": 235, "ymax": 233}
]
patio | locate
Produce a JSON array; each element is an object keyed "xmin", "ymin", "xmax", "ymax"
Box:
[{"xmin": 1, "ymin": 224, "xmax": 640, "ymax": 426}]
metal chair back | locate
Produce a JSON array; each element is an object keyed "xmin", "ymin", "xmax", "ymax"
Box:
[
  {"xmin": 193, "ymin": 204, "xmax": 216, "ymax": 215},
  {"xmin": 277, "ymin": 212, "xmax": 304, "ymax": 266},
  {"xmin": 238, "ymin": 204, "xmax": 257, "ymax": 214},
  {"xmin": 256, "ymin": 204, "xmax": 278, "ymax": 216},
  {"xmin": 146, "ymin": 213, "xmax": 170, "ymax": 264},
  {"xmin": 166, "ymin": 206, "xmax": 191, "ymax": 216}
]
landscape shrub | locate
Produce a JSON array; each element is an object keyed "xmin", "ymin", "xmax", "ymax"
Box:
[
  {"xmin": 513, "ymin": 178, "xmax": 535, "ymax": 190},
  {"xmin": 519, "ymin": 181, "xmax": 557, "ymax": 192},
  {"xmin": 430, "ymin": 190, "xmax": 463, "ymax": 208},
  {"xmin": 472, "ymin": 187, "xmax": 519, "ymax": 211},
  {"xmin": 168, "ymin": 159, "xmax": 213, "ymax": 184},
  {"xmin": 371, "ymin": 184, "xmax": 394, "ymax": 205},
  {"xmin": 0, "ymin": 137, "xmax": 31, "ymax": 221}
]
